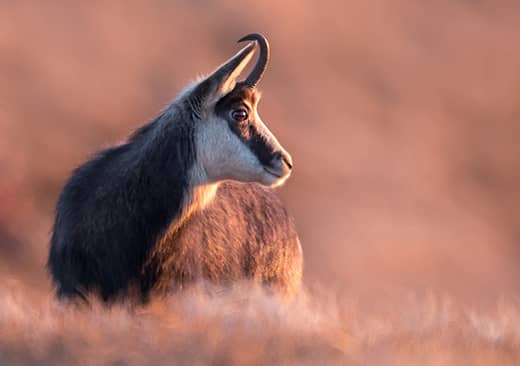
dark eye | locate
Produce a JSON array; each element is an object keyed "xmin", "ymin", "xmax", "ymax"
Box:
[{"xmin": 230, "ymin": 109, "xmax": 248, "ymax": 122}]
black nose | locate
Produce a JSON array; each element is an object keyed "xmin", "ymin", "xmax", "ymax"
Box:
[{"xmin": 273, "ymin": 151, "xmax": 293, "ymax": 170}]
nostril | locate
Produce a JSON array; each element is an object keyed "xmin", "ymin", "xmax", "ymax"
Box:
[
  {"xmin": 271, "ymin": 151, "xmax": 293, "ymax": 170},
  {"xmin": 281, "ymin": 153, "xmax": 293, "ymax": 170},
  {"xmin": 282, "ymin": 156, "xmax": 293, "ymax": 170}
]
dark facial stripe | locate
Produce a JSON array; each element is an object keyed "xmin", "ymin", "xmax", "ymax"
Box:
[
  {"xmin": 215, "ymin": 86, "xmax": 275, "ymax": 166},
  {"xmin": 240, "ymin": 123, "xmax": 275, "ymax": 166}
]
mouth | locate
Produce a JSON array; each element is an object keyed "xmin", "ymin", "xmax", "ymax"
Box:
[{"xmin": 263, "ymin": 166, "xmax": 284, "ymax": 178}]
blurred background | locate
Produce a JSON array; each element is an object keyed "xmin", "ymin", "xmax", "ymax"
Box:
[
  {"xmin": 2, "ymin": 1, "xmax": 520, "ymax": 363},
  {"xmin": 2, "ymin": 0, "xmax": 520, "ymax": 304}
]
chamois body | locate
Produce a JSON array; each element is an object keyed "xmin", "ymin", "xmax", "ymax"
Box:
[
  {"xmin": 48, "ymin": 34, "xmax": 303, "ymax": 303},
  {"xmin": 144, "ymin": 182, "xmax": 301, "ymax": 299}
]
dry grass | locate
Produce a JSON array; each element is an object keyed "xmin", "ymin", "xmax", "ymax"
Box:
[{"xmin": 1, "ymin": 281, "xmax": 519, "ymax": 365}]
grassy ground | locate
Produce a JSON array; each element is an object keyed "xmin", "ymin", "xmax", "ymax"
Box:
[{"xmin": 1, "ymin": 282, "xmax": 519, "ymax": 365}]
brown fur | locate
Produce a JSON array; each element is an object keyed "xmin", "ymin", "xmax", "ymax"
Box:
[{"xmin": 143, "ymin": 181, "xmax": 303, "ymax": 299}]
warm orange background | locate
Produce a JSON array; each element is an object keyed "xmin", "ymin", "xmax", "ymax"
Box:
[{"xmin": 1, "ymin": 1, "xmax": 520, "ymax": 363}]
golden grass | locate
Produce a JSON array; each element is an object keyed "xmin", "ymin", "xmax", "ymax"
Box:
[{"xmin": 1, "ymin": 281, "xmax": 519, "ymax": 365}]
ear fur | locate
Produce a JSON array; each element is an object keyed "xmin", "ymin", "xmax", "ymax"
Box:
[{"xmin": 188, "ymin": 42, "xmax": 256, "ymax": 118}]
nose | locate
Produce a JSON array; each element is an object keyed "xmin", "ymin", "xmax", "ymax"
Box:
[
  {"xmin": 264, "ymin": 150, "xmax": 293, "ymax": 180},
  {"xmin": 272, "ymin": 151, "xmax": 293, "ymax": 171},
  {"xmin": 279, "ymin": 151, "xmax": 293, "ymax": 170}
]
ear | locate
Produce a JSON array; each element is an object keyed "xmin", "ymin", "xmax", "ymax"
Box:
[{"xmin": 188, "ymin": 42, "xmax": 256, "ymax": 117}]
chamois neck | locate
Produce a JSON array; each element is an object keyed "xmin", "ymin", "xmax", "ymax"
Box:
[
  {"xmin": 171, "ymin": 181, "xmax": 219, "ymax": 233},
  {"xmin": 129, "ymin": 107, "xmax": 217, "ymax": 237}
]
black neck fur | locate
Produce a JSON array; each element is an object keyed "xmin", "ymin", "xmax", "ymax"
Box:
[{"xmin": 48, "ymin": 104, "xmax": 197, "ymax": 302}]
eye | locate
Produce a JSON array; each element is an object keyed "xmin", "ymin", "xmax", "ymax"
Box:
[{"xmin": 230, "ymin": 109, "xmax": 248, "ymax": 122}]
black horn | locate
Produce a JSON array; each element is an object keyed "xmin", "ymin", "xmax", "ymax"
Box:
[{"xmin": 238, "ymin": 33, "xmax": 270, "ymax": 88}]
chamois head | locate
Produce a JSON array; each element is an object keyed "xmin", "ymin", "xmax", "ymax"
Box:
[{"xmin": 183, "ymin": 33, "xmax": 293, "ymax": 187}]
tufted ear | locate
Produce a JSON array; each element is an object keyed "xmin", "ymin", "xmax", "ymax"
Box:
[{"xmin": 188, "ymin": 42, "xmax": 256, "ymax": 117}]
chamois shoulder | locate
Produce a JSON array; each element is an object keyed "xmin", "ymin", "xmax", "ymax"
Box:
[{"xmin": 186, "ymin": 181, "xmax": 298, "ymax": 245}]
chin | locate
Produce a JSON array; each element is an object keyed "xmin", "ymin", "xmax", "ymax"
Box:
[{"xmin": 259, "ymin": 171, "xmax": 290, "ymax": 188}]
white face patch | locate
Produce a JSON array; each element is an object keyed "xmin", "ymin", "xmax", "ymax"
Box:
[
  {"xmin": 194, "ymin": 115, "xmax": 265, "ymax": 184},
  {"xmin": 192, "ymin": 111, "xmax": 290, "ymax": 188}
]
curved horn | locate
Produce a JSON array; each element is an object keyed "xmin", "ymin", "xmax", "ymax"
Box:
[{"xmin": 237, "ymin": 33, "xmax": 270, "ymax": 88}]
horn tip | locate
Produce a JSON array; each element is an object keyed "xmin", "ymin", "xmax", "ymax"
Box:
[{"xmin": 237, "ymin": 33, "xmax": 269, "ymax": 45}]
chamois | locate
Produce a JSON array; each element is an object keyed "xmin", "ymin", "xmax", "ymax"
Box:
[{"xmin": 48, "ymin": 33, "xmax": 302, "ymax": 303}]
